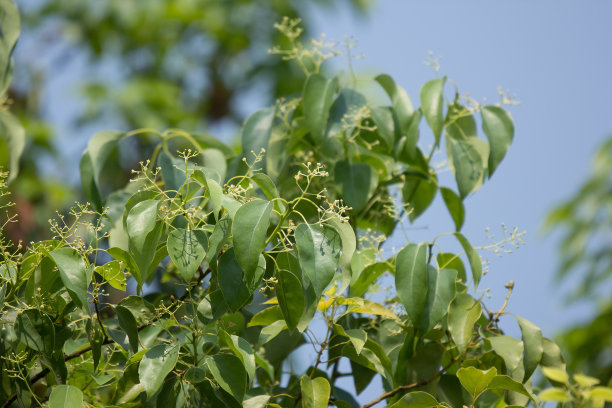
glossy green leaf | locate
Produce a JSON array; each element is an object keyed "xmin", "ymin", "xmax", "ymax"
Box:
[
  {"xmin": 489, "ymin": 375, "xmax": 533, "ymax": 399},
  {"xmin": 192, "ymin": 169, "xmax": 223, "ymax": 219},
  {"xmin": 167, "ymin": 228, "xmax": 208, "ymax": 281},
  {"xmin": 387, "ymin": 391, "xmax": 438, "ymax": 408},
  {"xmin": 217, "ymin": 248, "xmax": 251, "ymax": 312},
  {"xmin": 258, "ymin": 320, "xmax": 287, "ymax": 345},
  {"xmin": 49, "ymin": 385, "xmax": 83, "ymax": 408},
  {"xmin": 420, "ymin": 77, "xmax": 445, "ymax": 142},
  {"xmin": 15, "ymin": 309, "xmax": 54, "ymax": 355},
  {"xmin": 370, "ymin": 106, "xmax": 397, "ymax": 149},
  {"xmin": 440, "ymin": 187, "xmax": 465, "ymax": 231},
  {"xmin": 395, "ymin": 242, "xmax": 428, "ymax": 327},
  {"xmin": 375, "ymin": 74, "xmax": 414, "ymax": 134},
  {"xmin": 541, "ymin": 337, "xmax": 566, "ymax": 370},
  {"xmin": 0, "ymin": 110, "xmax": 25, "ymax": 184},
  {"xmin": 232, "ymin": 199, "xmax": 272, "ymax": 279},
  {"xmin": 107, "ymin": 247, "xmax": 140, "ymax": 286},
  {"xmin": 327, "ymin": 214, "xmax": 356, "ymax": 292},
  {"xmin": 48, "ymin": 247, "xmax": 91, "ymax": 311},
  {"xmin": 397, "ymin": 110, "xmax": 422, "ymax": 162},
  {"xmin": 185, "ymin": 367, "xmax": 207, "ymax": 384},
  {"xmin": 489, "ymin": 335, "xmax": 524, "ymax": 379},
  {"xmin": 437, "ymin": 252, "xmax": 467, "ymax": 282},
  {"xmin": 334, "ymin": 161, "xmax": 378, "ymax": 212},
  {"xmin": 516, "ymin": 316, "xmax": 543, "ymax": 381},
  {"xmin": 249, "ymin": 305, "xmax": 284, "ymax": 327},
  {"xmin": 481, "ymin": 105, "xmax": 514, "ymax": 176},
  {"xmin": 241, "ymin": 107, "xmax": 275, "ymax": 171},
  {"xmin": 454, "ymin": 233, "xmax": 483, "ymax": 288},
  {"xmin": 423, "ymin": 267, "xmax": 457, "ymax": 332},
  {"xmin": 126, "ymin": 199, "xmax": 162, "ymax": 286},
  {"xmin": 402, "ymin": 175, "xmax": 437, "ymax": 221},
  {"xmin": 139, "ymin": 343, "xmax": 179, "ymax": 399},
  {"xmin": 251, "ymin": 173, "xmax": 285, "ymax": 213},
  {"xmin": 276, "ymin": 269, "xmax": 304, "ymax": 332},
  {"xmin": 446, "ymin": 135, "xmax": 489, "ymax": 198},
  {"xmin": 207, "ymin": 215, "xmax": 231, "ymax": 264},
  {"xmin": 300, "ymin": 375, "xmax": 330, "ymax": 408},
  {"xmin": 115, "ymin": 305, "xmax": 139, "ymax": 353},
  {"xmin": 333, "ymin": 324, "xmax": 367, "ymax": 355},
  {"xmin": 218, "ymin": 330, "xmax": 256, "ymax": 382},
  {"xmin": 94, "ymin": 261, "xmax": 126, "ymax": 291},
  {"xmin": 303, "ymin": 73, "xmax": 337, "ymax": 142},
  {"xmin": 446, "ymin": 102, "xmax": 477, "ymax": 140},
  {"xmin": 295, "ymin": 223, "xmax": 341, "ymax": 296},
  {"xmin": 448, "ymin": 293, "xmax": 481, "ymax": 353},
  {"xmin": 206, "ymin": 353, "xmax": 247, "ymax": 402},
  {"xmin": 457, "ymin": 366, "xmax": 497, "ymax": 395},
  {"xmin": 538, "ymin": 387, "xmax": 570, "ymax": 402}
]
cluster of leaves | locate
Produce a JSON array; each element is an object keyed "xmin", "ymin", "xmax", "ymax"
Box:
[{"xmin": 3, "ymin": 10, "xmax": 612, "ymax": 408}]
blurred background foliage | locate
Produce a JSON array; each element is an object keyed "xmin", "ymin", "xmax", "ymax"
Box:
[
  {"xmin": 2, "ymin": 0, "xmax": 369, "ymax": 243},
  {"xmin": 2, "ymin": 0, "xmax": 611, "ymax": 393}
]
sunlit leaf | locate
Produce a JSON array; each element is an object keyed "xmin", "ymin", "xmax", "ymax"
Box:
[
  {"xmin": 301, "ymin": 375, "xmax": 330, "ymax": 408},
  {"xmin": 49, "ymin": 385, "xmax": 83, "ymax": 408},
  {"xmin": 481, "ymin": 105, "xmax": 514, "ymax": 176},
  {"xmin": 295, "ymin": 223, "xmax": 341, "ymax": 297},
  {"xmin": 420, "ymin": 77, "xmax": 445, "ymax": 142},
  {"xmin": 167, "ymin": 228, "xmax": 208, "ymax": 281}
]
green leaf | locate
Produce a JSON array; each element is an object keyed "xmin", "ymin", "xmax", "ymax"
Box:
[
  {"xmin": 420, "ymin": 77, "xmax": 445, "ymax": 142},
  {"xmin": 538, "ymin": 387, "xmax": 570, "ymax": 402},
  {"xmin": 440, "ymin": 187, "xmax": 465, "ymax": 231},
  {"xmin": 395, "ymin": 243, "xmax": 428, "ymax": 328},
  {"xmin": 454, "ymin": 233, "xmax": 482, "ymax": 288},
  {"xmin": 481, "ymin": 105, "xmax": 514, "ymax": 176},
  {"xmin": 370, "ymin": 106, "xmax": 397, "ymax": 149},
  {"xmin": 333, "ymin": 325, "xmax": 367, "ymax": 355},
  {"xmin": 49, "ymin": 385, "xmax": 83, "ymax": 408},
  {"xmin": 300, "ymin": 375, "xmax": 331, "ymax": 408},
  {"xmin": 327, "ymin": 215, "xmax": 356, "ymax": 293},
  {"xmin": 0, "ymin": 0, "xmax": 20, "ymax": 95},
  {"xmin": 139, "ymin": 343, "xmax": 179, "ymax": 399},
  {"xmin": 303, "ymin": 73, "xmax": 337, "ymax": 142},
  {"xmin": 206, "ymin": 353, "xmax": 247, "ymax": 402},
  {"xmin": 200, "ymin": 148, "xmax": 227, "ymax": 183},
  {"xmin": 241, "ymin": 107, "xmax": 275, "ymax": 171},
  {"xmin": 334, "ymin": 161, "xmax": 378, "ymax": 212},
  {"xmin": 457, "ymin": 366, "xmax": 497, "ymax": 395},
  {"xmin": 387, "ymin": 391, "xmax": 438, "ymax": 408},
  {"xmin": 446, "ymin": 136, "xmax": 489, "ymax": 198},
  {"xmin": 448, "ymin": 293, "xmax": 481, "ymax": 353},
  {"xmin": 15, "ymin": 309, "xmax": 54, "ymax": 355},
  {"xmin": 218, "ymin": 330, "xmax": 256, "ymax": 383},
  {"xmin": 326, "ymin": 88, "xmax": 367, "ymax": 137},
  {"xmin": 423, "ymin": 267, "xmax": 457, "ymax": 333},
  {"xmin": 0, "ymin": 110, "xmax": 25, "ymax": 184},
  {"xmin": 107, "ymin": 247, "xmax": 140, "ymax": 286},
  {"xmin": 94, "ymin": 261, "xmax": 126, "ymax": 291},
  {"xmin": 232, "ymin": 199, "xmax": 272, "ymax": 279},
  {"xmin": 541, "ymin": 366, "xmax": 569, "ymax": 384},
  {"xmin": 185, "ymin": 367, "xmax": 207, "ymax": 384},
  {"xmin": 375, "ymin": 74, "xmax": 414, "ymax": 134},
  {"xmin": 350, "ymin": 262, "xmax": 389, "ymax": 298},
  {"xmin": 488, "ymin": 335, "xmax": 524, "ymax": 379},
  {"xmin": 48, "ymin": 247, "xmax": 91, "ymax": 311},
  {"xmin": 541, "ymin": 337, "xmax": 566, "ymax": 370},
  {"xmin": 248, "ymin": 305, "xmax": 284, "ymax": 327},
  {"xmin": 115, "ymin": 305, "xmax": 139, "ymax": 353},
  {"xmin": 489, "ymin": 375, "xmax": 533, "ymax": 399},
  {"xmin": 258, "ymin": 320, "xmax": 287, "ymax": 345},
  {"xmin": 295, "ymin": 223, "xmax": 341, "ymax": 297},
  {"xmin": 516, "ymin": 316, "xmax": 543, "ymax": 381},
  {"xmin": 125, "ymin": 199, "xmax": 162, "ymax": 286},
  {"xmin": 397, "ymin": 110, "xmax": 422, "ymax": 162},
  {"xmin": 217, "ymin": 248, "xmax": 251, "ymax": 312},
  {"xmin": 573, "ymin": 373, "xmax": 600, "ymax": 388},
  {"xmin": 251, "ymin": 173, "xmax": 286, "ymax": 214},
  {"xmin": 243, "ymin": 395, "xmax": 271, "ymax": 408},
  {"xmin": 437, "ymin": 252, "xmax": 467, "ymax": 282},
  {"xmin": 446, "ymin": 102, "xmax": 477, "ymax": 140},
  {"xmin": 276, "ymin": 269, "xmax": 304, "ymax": 332},
  {"xmin": 402, "ymin": 174, "xmax": 437, "ymax": 221},
  {"xmin": 207, "ymin": 215, "xmax": 231, "ymax": 264},
  {"xmin": 192, "ymin": 169, "xmax": 223, "ymax": 219},
  {"xmin": 167, "ymin": 228, "xmax": 208, "ymax": 281},
  {"xmin": 590, "ymin": 386, "xmax": 612, "ymax": 402}
]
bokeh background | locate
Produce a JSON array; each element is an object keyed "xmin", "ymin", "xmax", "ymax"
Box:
[{"xmin": 4, "ymin": 0, "xmax": 612, "ymax": 403}]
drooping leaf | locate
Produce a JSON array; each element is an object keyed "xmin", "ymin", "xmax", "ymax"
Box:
[
  {"xmin": 395, "ymin": 243, "xmax": 429, "ymax": 327},
  {"xmin": 402, "ymin": 174, "xmax": 437, "ymax": 222},
  {"xmin": 370, "ymin": 106, "xmax": 397, "ymax": 150},
  {"xmin": 232, "ymin": 199, "xmax": 272, "ymax": 279},
  {"xmin": 303, "ymin": 73, "xmax": 337, "ymax": 142},
  {"xmin": 48, "ymin": 385, "xmax": 83, "ymax": 408},
  {"xmin": 167, "ymin": 228, "xmax": 208, "ymax": 281},
  {"xmin": 48, "ymin": 247, "xmax": 91, "ymax": 311},
  {"xmin": 241, "ymin": 107, "xmax": 275, "ymax": 171},
  {"xmin": 334, "ymin": 161, "xmax": 378, "ymax": 212},
  {"xmin": 375, "ymin": 74, "xmax": 414, "ymax": 134},
  {"xmin": 251, "ymin": 173, "xmax": 285, "ymax": 213},
  {"xmin": 454, "ymin": 233, "xmax": 483, "ymax": 288},
  {"xmin": 0, "ymin": 110, "xmax": 25, "ymax": 184},
  {"xmin": 276, "ymin": 269, "xmax": 304, "ymax": 332},
  {"xmin": 440, "ymin": 187, "xmax": 465, "ymax": 231},
  {"xmin": 387, "ymin": 391, "xmax": 439, "ymax": 408},
  {"xmin": 192, "ymin": 169, "xmax": 223, "ymax": 219},
  {"xmin": 448, "ymin": 293, "xmax": 482, "ymax": 353},
  {"xmin": 218, "ymin": 330, "xmax": 256, "ymax": 383},
  {"xmin": 217, "ymin": 248, "xmax": 251, "ymax": 312},
  {"xmin": 456, "ymin": 366, "xmax": 497, "ymax": 396},
  {"xmin": 516, "ymin": 316, "xmax": 544, "ymax": 381},
  {"xmin": 446, "ymin": 135, "xmax": 489, "ymax": 198},
  {"xmin": 488, "ymin": 335, "xmax": 524, "ymax": 379},
  {"xmin": 540, "ymin": 337, "xmax": 566, "ymax": 370},
  {"xmin": 421, "ymin": 267, "xmax": 457, "ymax": 332},
  {"xmin": 333, "ymin": 324, "xmax": 367, "ymax": 355},
  {"xmin": 139, "ymin": 343, "xmax": 179, "ymax": 399},
  {"xmin": 300, "ymin": 375, "xmax": 331, "ymax": 408},
  {"xmin": 125, "ymin": 199, "xmax": 162, "ymax": 286},
  {"xmin": 206, "ymin": 353, "xmax": 247, "ymax": 402},
  {"xmin": 294, "ymin": 223, "xmax": 341, "ymax": 297},
  {"xmin": 481, "ymin": 105, "xmax": 514, "ymax": 176},
  {"xmin": 326, "ymin": 215, "xmax": 356, "ymax": 293},
  {"xmin": 15, "ymin": 309, "xmax": 54, "ymax": 355},
  {"xmin": 207, "ymin": 215, "xmax": 232, "ymax": 264},
  {"xmin": 420, "ymin": 77, "xmax": 445, "ymax": 142},
  {"xmin": 115, "ymin": 305, "xmax": 139, "ymax": 353}
]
